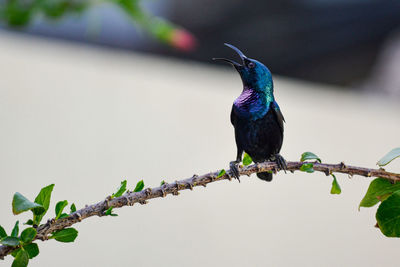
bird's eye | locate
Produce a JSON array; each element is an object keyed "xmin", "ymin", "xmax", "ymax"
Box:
[{"xmin": 248, "ymin": 62, "xmax": 255, "ymax": 68}]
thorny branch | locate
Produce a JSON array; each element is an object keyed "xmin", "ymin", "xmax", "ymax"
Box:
[{"xmin": 1, "ymin": 160, "xmax": 400, "ymax": 259}]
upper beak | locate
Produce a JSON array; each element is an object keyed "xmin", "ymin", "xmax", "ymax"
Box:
[{"xmin": 212, "ymin": 43, "xmax": 247, "ymax": 67}]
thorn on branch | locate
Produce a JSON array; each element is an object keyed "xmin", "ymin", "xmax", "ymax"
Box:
[
  {"xmin": 124, "ymin": 196, "xmax": 134, "ymax": 206},
  {"xmin": 160, "ymin": 187, "xmax": 166, "ymax": 197},
  {"xmin": 144, "ymin": 188, "xmax": 152, "ymax": 196},
  {"xmin": 340, "ymin": 162, "xmax": 346, "ymax": 169},
  {"xmin": 172, "ymin": 181, "xmax": 180, "ymax": 195},
  {"xmin": 139, "ymin": 200, "xmax": 148, "ymax": 205},
  {"xmin": 105, "ymin": 195, "xmax": 112, "ymax": 208},
  {"xmin": 187, "ymin": 182, "xmax": 194, "ymax": 190}
]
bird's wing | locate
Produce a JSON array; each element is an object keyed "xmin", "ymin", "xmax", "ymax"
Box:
[
  {"xmin": 230, "ymin": 104, "xmax": 238, "ymax": 126},
  {"xmin": 271, "ymin": 101, "xmax": 285, "ymax": 134}
]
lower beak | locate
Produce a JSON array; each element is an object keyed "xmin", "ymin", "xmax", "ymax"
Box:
[{"xmin": 212, "ymin": 58, "xmax": 242, "ymax": 68}]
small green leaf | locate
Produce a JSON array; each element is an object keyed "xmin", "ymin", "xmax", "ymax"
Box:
[
  {"xmin": 105, "ymin": 207, "xmax": 118, "ymax": 216},
  {"xmin": 11, "ymin": 221, "xmax": 19, "ymax": 237},
  {"xmin": 112, "ymin": 180, "xmax": 127, "ymax": 198},
  {"xmin": 23, "ymin": 220, "xmax": 33, "ymax": 226},
  {"xmin": 51, "ymin": 228, "xmax": 78, "ymax": 242},
  {"xmin": 11, "ymin": 248, "xmax": 20, "ymax": 257},
  {"xmin": 70, "ymin": 203, "xmax": 76, "ymax": 213},
  {"xmin": 300, "ymin": 163, "xmax": 314, "ymax": 173},
  {"xmin": 23, "ymin": 243, "xmax": 39, "ymax": 259},
  {"xmin": 1, "ymin": 236, "xmax": 20, "ymax": 246},
  {"xmin": 217, "ymin": 169, "xmax": 226, "ymax": 178},
  {"xmin": 330, "ymin": 174, "xmax": 341, "ymax": 194},
  {"xmin": 33, "ymin": 184, "xmax": 55, "ymax": 225},
  {"xmin": 20, "ymin": 228, "xmax": 36, "ymax": 244},
  {"xmin": 59, "ymin": 213, "xmax": 69, "ymax": 219},
  {"xmin": 359, "ymin": 178, "xmax": 400, "ymax": 209},
  {"xmin": 243, "ymin": 153, "xmax": 253, "ymax": 166},
  {"xmin": 55, "ymin": 200, "xmax": 68, "ymax": 220},
  {"xmin": 12, "ymin": 248, "xmax": 29, "ymax": 267},
  {"xmin": 12, "ymin": 192, "xmax": 44, "ymax": 215},
  {"xmin": 133, "ymin": 180, "xmax": 145, "ymax": 192},
  {"xmin": 0, "ymin": 225, "xmax": 6, "ymax": 238},
  {"xmin": 376, "ymin": 191, "xmax": 400, "ymax": 237},
  {"xmin": 377, "ymin": 147, "xmax": 400, "ymax": 167},
  {"xmin": 160, "ymin": 180, "xmax": 166, "ymax": 186},
  {"xmin": 300, "ymin": 152, "xmax": 321, "ymax": 163}
]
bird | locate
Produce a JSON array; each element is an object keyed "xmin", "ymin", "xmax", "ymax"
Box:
[{"xmin": 213, "ymin": 43, "xmax": 286, "ymax": 182}]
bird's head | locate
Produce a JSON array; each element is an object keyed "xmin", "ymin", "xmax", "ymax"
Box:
[{"xmin": 213, "ymin": 43, "xmax": 273, "ymax": 93}]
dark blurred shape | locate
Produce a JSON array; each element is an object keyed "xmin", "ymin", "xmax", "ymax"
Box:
[
  {"xmin": 163, "ymin": 0, "xmax": 400, "ymax": 86},
  {"xmin": 2, "ymin": 0, "xmax": 400, "ymax": 87}
]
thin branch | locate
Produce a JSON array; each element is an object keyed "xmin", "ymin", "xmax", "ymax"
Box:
[{"xmin": 1, "ymin": 160, "xmax": 399, "ymax": 259}]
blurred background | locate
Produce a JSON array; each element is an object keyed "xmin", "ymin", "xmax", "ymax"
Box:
[
  {"xmin": 1, "ymin": 0, "xmax": 400, "ymax": 266},
  {"xmin": 1, "ymin": 0, "xmax": 400, "ymax": 94}
]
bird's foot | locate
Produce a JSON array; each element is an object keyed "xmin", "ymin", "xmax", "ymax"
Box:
[
  {"xmin": 229, "ymin": 161, "xmax": 241, "ymax": 182},
  {"xmin": 272, "ymin": 154, "xmax": 287, "ymax": 173}
]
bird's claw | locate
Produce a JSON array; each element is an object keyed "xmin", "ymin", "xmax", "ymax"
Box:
[
  {"xmin": 229, "ymin": 161, "xmax": 241, "ymax": 182},
  {"xmin": 274, "ymin": 154, "xmax": 287, "ymax": 173}
]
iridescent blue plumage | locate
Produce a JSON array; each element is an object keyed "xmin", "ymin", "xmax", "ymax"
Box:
[{"xmin": 213, "ymin": 43, "xmax": 286, "ymax": 182}]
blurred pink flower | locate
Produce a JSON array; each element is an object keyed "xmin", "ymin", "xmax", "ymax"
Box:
[{"xmin": 168, "ymin": 29, "xmax": 197, "ymax": 52}]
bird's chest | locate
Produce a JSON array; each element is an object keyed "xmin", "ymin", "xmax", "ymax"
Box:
[
  {"xmin": 234, "ymin": 109, "xmax": 282, "ymax": 161},
  {"xmin": 233, "ymin": 90, "xmax": 269, "ymax": 120}
]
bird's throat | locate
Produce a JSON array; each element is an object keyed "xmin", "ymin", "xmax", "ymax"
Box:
[{"xmin": 234, "ymin": 87, "xmax": 272, "ymax": 120}]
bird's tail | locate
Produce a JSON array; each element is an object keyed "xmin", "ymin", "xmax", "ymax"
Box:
[{"xmin": 257, "ymin": 172, "xmax": 273, "ymax": 182}]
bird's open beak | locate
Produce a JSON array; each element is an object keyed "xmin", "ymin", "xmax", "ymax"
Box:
[{"xmin": 212, "ymin": 43, "xmax": 247, "ymax": 68}]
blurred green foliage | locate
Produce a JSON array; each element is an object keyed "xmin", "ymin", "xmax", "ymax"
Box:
[{"xmin": 0, "ymin": 0, "xmax": 196, "ymax": 50}]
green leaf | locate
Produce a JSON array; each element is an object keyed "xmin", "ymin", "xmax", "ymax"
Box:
[
  {"xmin": 20, "ymin": 228, "xmax": 36, "ymax": 244},
  {"xmin": 133, "ymin": 180, "xmax": 144, "ymax": 192},
  {"xmin": 112, "ymin": 180, "xmax": 127, "ymax": 198},
  {"xmin": 23, "ymin": 243, "xmax": 39, "ymax": 259},
  {"xmin": 51, "ymin": 228, "xmax": 78, "ymax": 243},
  {"xmin": 217, "ymin": 169, "xmax": 226, "ymax": 178},
  {"xmin": 58, "ymin": 213, "xmax": 69, "ymax": 219},
  {"xmin": 376, "ymin": 191, "xmax": 400, "ymax": 237},
  {"xmin": 11, "ymin": 221, "xmax": 19, "ymax": 237},
  {"xmin": 1, "ymin": 236, "xmax": 20, "ymax": 246},
  {"xmin": 377, "ymin": 147, "xmax": 400, "ymax": 167},
  {"xmin": 24, "ymin": 220, "xmax": 33, "ymax": 226},
  {"xmin": 330, "ymin": 174, "xmax": 341, "ymax": 194},
  {"xmin": 70, "ymin": 203, "xmax": 76, "ymax": 213},
  {"xmin": 33, "ymin": 184, "xmax": 55, "ymax": 225},
  {"xmin": 359, "ymin": 178, "xmax": 400, "ymax": 209},
  {"xmin": 300, "ymin": 163, "xmax": 314, "ymax": 173},
  {"xmin": 11, "ymin": 248, "xmax": 20, "ymax": 257},
  {"xmin": 12, "ymin": 248, "xmax": 29, "ymax": 267},
  {"xmin": 300, "ymin": 152, "xmax": 321, "ymax": 163},
  {"xmin": 0, "ymin": 225, "xmax": 6, "ymax": 238},
  {"xmin": 104, "ymin": 207, "xmax": 118, "ymax": 217},
  {"xmin": 55, "ymin": 200, "xmax": 68, "ymax": 220},
  {"xmin": 242, "ymin": 153, "xmax": 253, "ymax": 166},
  {"xmin": 12, "ymin": 192, "xmax": 44, "ymax": 215},
  {"xmin": 160, "ymin": 180, "xmax": 166, "ymax": 186}
]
